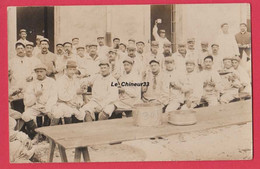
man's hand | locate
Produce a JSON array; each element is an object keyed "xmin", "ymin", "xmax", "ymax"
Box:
[
  {"xmin": 23, "ymin": 138, "xmax": 32, "ymax": 150},
  {"xmin": 118, "ymin": 87, "xmax": 125, "ymax": 93},
  {"xmin": 35, "ymin": 90, "xmax": 42, "ymax": 97},
  {"xmin": 26, "ymin": 76, "xmax": 33, "ymax": 82}
]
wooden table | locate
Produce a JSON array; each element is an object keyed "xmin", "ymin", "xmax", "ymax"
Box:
[{"xmin": 36, "ymin": 100, "xmax": 252, "ymax": 163}]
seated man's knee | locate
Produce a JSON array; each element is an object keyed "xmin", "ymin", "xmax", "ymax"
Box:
[
  {"xmin": 22, "ymin": 110, "xmax": 33, "ymax": 122},
  {"xmin": 98, "ymin": 111, "xmax": 109, "ymax": 120}
]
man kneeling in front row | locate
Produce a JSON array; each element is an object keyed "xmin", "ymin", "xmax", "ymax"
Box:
[{"xmin": 81, "ymin": 59, "xmax": 119, "ymax": 121}]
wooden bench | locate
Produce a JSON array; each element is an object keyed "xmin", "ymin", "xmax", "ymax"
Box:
[{"xmin": 35, "ymin": 100, "xmax": 252, "ymax": 163}]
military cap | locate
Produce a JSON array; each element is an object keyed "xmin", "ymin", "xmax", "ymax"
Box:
[
  {"xmin": 97, "ymin": 34, "xmax": 105, "ymax": 39},
  {"xmin": 128, "ymin": 38, "xmax": 135, "ymax": 43},
  {"xmin": 211, "ymin": 43, "xmax": 219, "ymax": 47},
  {"xmin": 119, "ymin": 42, "xmax": 126, "ymax": 47},
  {"xmin": 123, "ymin": 57, "xmax": 134, "ymax": 64},
  {"xmin": 187, "ymin": 38, "xmax": 195, "ymax": 42},
  {"xmin": 136, "ymin": 40, "xmax": 145, "ymax": 45},
  {"xmin": 159, "ymin": 29, "xmax": 166, "ymax": 33},
  {"xmin": 15, "ymin": 42, "xmax": 25, "ymax": 48},
  {"xmin": 40, "ymin": 38, "xmax": 50, "ymax": 44},
  {"xmin": 232, "ymin": 55, "xmax": 241, "ymax": 62},
  {"xmin": 127, "ymin": 44, "xmax": 136, "ymax": 50},
  {"xmin": 72, "ymin": 37, "xmax": 79, "ymax": 41},
  {"xmin": 186, "ymin": 58, "xmax": 196, "ymax": 64},
  {"xmin": 113, "ymin": 37, "xmax": 120, "ymax": 41},
  {"xmin": 177, "ymin": 43, "xmax": 186, "ymax": 47},
  {"xmin": 204, "ymin": 55, "xmax": 214, "ymax": 61},
  {"xmin": 20, "ymin": 29, "xmax": 26, "ymax": 33},
  {"xmin": 99, "ymin": 59, "xmax": 110, "ymax": 67},
  {"xmin": 221, "ymin": 23, "xmax": 228, "ymax": 28},
  {"xmin": 76, "ymin": 45, "xmax": 85, "ymax": 50},
  {"xmin": 240, "ymin": 23, "xmax": 247, "ymax": 27},
  {"xmin": 34, "ymin": 63, "xmax": 47, "ymax": 71},
  {"xmin": 63, "ymin": 42, "xmax": 72, "ymax": 46},
  {"xmin": 201, "ymin": 41, "xmax": 209, "ymax": 45},
  {"xmin": 149, "ymin": 58, "xmax": 160, "ymax": 65},
  {"xmin": 25, "ymin": 41, "xmax": 34, "ymax": 47},
  {"xmin": 164, "ymin": 56, "xmax": 175, "ymax": 63},
  {"xmin": 66, "ymin": 60, "xmax": 77, "ymax": 68},
  {"xmin": 163, "ymin": 42, "xmax": 172, "ymax": 47},
  {"xmin": 223, "ymin": 56, "xmax": 233, "ymax": 61},
  {"xmin": 89, "ymin": 42, "xmax": 98, "ymax": 47},
  {"xmin": 36, "ymin": 35, "xmax": 44, "ymax": 40},
  {"xmin": 151, "ymin": 41, "xmax": 159, "ymax": 46},
  {"xmin": 56, "ymin": 43, "xmax": 63, "ymax": 47}
]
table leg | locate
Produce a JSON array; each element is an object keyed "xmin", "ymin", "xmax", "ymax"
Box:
[
  {"xmin": 74, "ymin": 148, "xmax": 81, "ymax": 162},
  {"xmin": 81, "ymin": 147, "xmax": 90, "ymax": 162},
  {"xmin": 58, "ymin": 145, "xmax": 68, "ymax": 162},
  {"xmin": 48, "ymin": 139, "xmax": 56, "ymax": 162}
]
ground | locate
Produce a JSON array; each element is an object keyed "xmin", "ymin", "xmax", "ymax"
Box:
[{"xmin": 33, "ymin": 122, "xmax": 252, "ymax": 162}]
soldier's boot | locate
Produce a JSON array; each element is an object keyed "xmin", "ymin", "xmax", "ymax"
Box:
[
  {"xmin": 25, "ymin": 120, "xmax": 37, "ymax": 139},
  {"xmin": 98, "ymin": 111, "xmax": 109, "ymax": 121},
  {"xmin": 36, "ymin": 116, "xmax": 43, "ymax": 127},
  {"xmin": 50, "ymin": 118, "xmax": 60, "ymax": 126},
  {"xmin": 43, "ymin": 115, "xmax": 51, "ymax": 126},
  {"xmin": 64, "ymin": 117, "xmax": 72, "ymax": 124},
  {"xmin": 84, "ymin": 111, "xmax": 93, "ymax": 122}
]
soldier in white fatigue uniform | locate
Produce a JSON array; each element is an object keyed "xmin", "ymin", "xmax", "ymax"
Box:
[
  {"xmin": 81, "ymin": 59, "xmax": 119, "ymax": 121},
  {"xmin": 17, "ymin": 29, "xmax": 29, "ymax": 45},
  {"xmin": 22, "ymin": 64, "xmax": 57, "ymax": 138}
]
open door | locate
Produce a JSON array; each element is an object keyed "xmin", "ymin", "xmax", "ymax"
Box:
[{"xmin": 17, "ymin": 7, "xmax": 54, "ymax": 52}]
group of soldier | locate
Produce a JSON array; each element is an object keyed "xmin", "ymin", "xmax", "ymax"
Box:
[{"xmin": 8, "ymin": 21, "xmax": 251, "ymax": 162}]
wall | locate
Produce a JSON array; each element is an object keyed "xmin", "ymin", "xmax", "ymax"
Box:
[{"xmin": 176, "ymin": 4, "xmax": 250, "ymax": 47}]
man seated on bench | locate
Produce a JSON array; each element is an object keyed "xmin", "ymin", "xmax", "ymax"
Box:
[
  {"xmin": 180, "ymin": 58, "xmax": 203, "ymax": 110},
  {"xmin": 22, "ymin": 64, "xmax": 57, "ymax": 139},
  {"xmin": 81, "ymin": 59, "xmax": 119, "ymax": 121},
  {"xmin": 219, "ymin": 56, "xmax": 242, "ymax": 104},
  {"xmin": 232, "ymin": 56, "xmax": 251, "ymax": 96},
  {"xmin": 201, "ymin": 55, "xmax": 223, "ymax": 106},
  {"xmin": 142, "ymin": 58, "xmax": 166, "ymax": 105},
  {"xmin": 114, "ymin": 57, "xmax": 141, "ymax": 110},
  {"xmin": 52, "ymin": 60, "xmax": 86, "ymax": 125}
]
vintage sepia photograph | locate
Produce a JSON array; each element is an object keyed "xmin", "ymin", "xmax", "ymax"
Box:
[{"xmin": 7, "ymin": 4, "xmax": 252, "ymax": 163}]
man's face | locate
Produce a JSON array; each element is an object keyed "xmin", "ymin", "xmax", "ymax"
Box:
[
  {"xmin": 64, "ymin": 44, "xmax": 72, "ymax": 54},
  {"xmin": 41, "ymin": 41, "xmax": 49, "ymax": 52},
  {"xmin": 108, "ymin": 51, "xmax": 116, "ymax": 60},
  {"xmin": 165, "ymin": 61, "xmax": 174, "ymax": 71},
  {"xmin": 178, "ymin": 46, "xmax": 186, "ymax": 54},
  {"xmin": 221, "ymin": 25, "xmax": 229, "ymax": 33},
  {"xmin": 127, "ymin": 48, "xmax": 136, "ymax": 58},
  {"xmin": 136, "ymin": 43, "xmax": 145, "ymax": 54},
  {"xmin": 204, "ymin": 58, "xmax": 213, "ymax": 69},
  {"xmin": 163, "ymin": 46, "xmax": 171, "ymax": 55},
  {"xmin": 150, "ymin": 62, "xmax": 160, "ymax": 73},
  {"xmin": 151, "ymin": 45, "xmax": 159, "ymax": 54},
  {"xmin": 123, "ymin": 62, "xmax": 133, "ymax": 73},
  {"xmin": 25, "ymin": 45, "xmax": 34, "ymax": 56},
  {"xmin": 77, "ymin": 48, "xmax": 85, "ymax": 57},
  {"xmin": 72, "ymin": 39, "xmax": 79, "ymax": 46},
  {"xmin": 89, "ymin": 46, "xmax": 97, "ymax": 56},
  {"xmin": 232, "ymin": 60, "xmax": 240, "ymax": 69},
  {"xmin": 56, "ymin": 45, "xmax": 63, "ymax": 54},
  {"xmin": 223, "ymin": 59, "xmax": 233, "ymax": 69},
  {"xmin": 159, "ymin": 32, "xmax": 166, "ymax": 38},
  {"xmin": 113, "ymin": 39, "xmax": 120, "ymax": 48},
  {"xmin": 35, "ymin": 69, "xmax": 47, "ymax": 80},
  {"xmin": 97, "ymin": 37, "xmax": 105, "ymax": 46},
  {"xmin": 16, "ymin": 45, "xmax": 25, "ymax": 57},
  {"xmin": 66, "ymin": 67, "xmax": 76, "ymax": 77},
  {"xmin": 201, "ymin": 44, "xmax": 208, "ymax": 51},
  {"xmin": 119, "ymin": 45, "xmax": 126, "ymax": 52},
  {"xmin": 186, "ymin": 63, "xmax": 195, "ymax": 73},
  {"xmin": 212, "ymin": 45, "xmax": 219, "ymax": 54},
  {"xmin": 240, "ymin": 25, "xmax": 247, "ymax": 33},
  {"xmin": 20, "ymin": 32, "xmax": 27, "ymax": 39},
  {"xmin": 100, "ymin": 65, "xmax": 110, "ymax": 76},
  {"xmin": 187, "ymin": 41, "xmax": 195, "ymax": 50}
]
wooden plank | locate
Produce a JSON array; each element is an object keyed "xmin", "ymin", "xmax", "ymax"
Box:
[
  {"xmin": 36, "ymin": 100, "xmax": 252, "ymax": 149},
  {"xmin": 47, "ymin": 139, "xmax": 56, "ymax": 162},
  {"xmin": 74, "ymin": 148, "xmax": 81, "ymax": 162},
  {"xmin": 58, "ymin": 145, "xmax": 68, "ymax": 162}
]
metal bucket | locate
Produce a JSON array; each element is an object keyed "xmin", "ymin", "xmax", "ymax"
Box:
[
  {"xmin": 133, "ymin": 103, "xmax": 163, "ymax": 127},
  {"xmin": 168, "ymin": 109, "xmax": 197, "ymax": 126}
]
